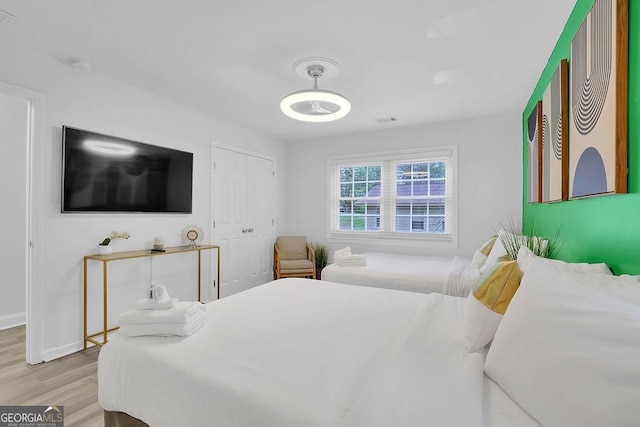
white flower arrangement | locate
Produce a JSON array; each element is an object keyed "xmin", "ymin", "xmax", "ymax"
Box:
[{"xmin": 99, "ymin": 231, "xmax": 131, "ymax": 246}]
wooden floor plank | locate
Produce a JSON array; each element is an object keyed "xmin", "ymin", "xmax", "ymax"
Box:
[
  {"xmin": 0, "ymin": 326, "xmax": 103, "ymax": 425},
  {"xmin": 65, "ymin": 401, "xmax": 105, "ymax": 427}
]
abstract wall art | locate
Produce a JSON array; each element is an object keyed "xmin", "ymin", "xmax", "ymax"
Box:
[
  {"xmin": 542, "ymin": 59, "xmax": 568, "ymax": 203},
  {"xmin": 569, "ymin": 0, "xmax": 628, "ymax": 199},
  {"xmin": 526, "ymin": 102, "xmax": 542, "ymax": 203}
]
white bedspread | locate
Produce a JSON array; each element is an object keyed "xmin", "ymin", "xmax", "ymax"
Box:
[
  {"xmin": 99, "ymin": 279, "xmax": 485, "ymax": 427},
  {"xmin": 483, "ymin": 375, "xmax": 541, "ymax": 427},
  {"xmin": 321, "ymin": 252, "xmax": 478, "ymax": 296}
]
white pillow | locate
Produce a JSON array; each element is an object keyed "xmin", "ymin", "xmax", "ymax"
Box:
[
  {"xmin": 470, "ymin": 236, "xmax": 499, "ymax": 269},
  {"xmin": 480, "ymin": 237, "xmax": 507, "ymax": 273},
  {"xmin": 462, "ymin": 260, "xmax": 522, "ymax": 352},
  {"xmin": 470, "ymin": 250, "xmax": 488, "ymax": 269},
  {"xmin": 516, "ymin": 245, "xmax": 611, "ymax": 275},
  {"xmin": 484, "ymin": 258, "xmax": 640, "ymax": 426},
  {"xmin": 462, "ymin": 294, "xmax": 503, "ymax": 353}
]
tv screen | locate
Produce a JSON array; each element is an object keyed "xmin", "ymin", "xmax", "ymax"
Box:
[{"xmin": 62, "ymin": 126, "xmax": 193, "ymax": 213}]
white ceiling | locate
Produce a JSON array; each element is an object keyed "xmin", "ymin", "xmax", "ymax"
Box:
[{"xmin": 0, "ymin": 0, "xmax": 576, "ymax": 142}]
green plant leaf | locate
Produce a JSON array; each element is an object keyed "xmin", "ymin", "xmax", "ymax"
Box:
[
  {"xmin": 311, "ymin": 242, "xmax": 329, "ymax": 268},
  {"xmin": 496, "ymin": 218, "xmax": 562, "ymax": 260}
]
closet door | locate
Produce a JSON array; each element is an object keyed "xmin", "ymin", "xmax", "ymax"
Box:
[
  {"xmin": 246, "ymin": 155, "xmax": 275, "ymax": 287},
  {"xmin": 212, "ymin": 146, "xmax": 275, "ymax": 297}
]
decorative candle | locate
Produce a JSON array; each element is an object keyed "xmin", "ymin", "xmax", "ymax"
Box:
[{"xmin": 153, "ymin": 237, "xmax": 164, "ymax": 250}]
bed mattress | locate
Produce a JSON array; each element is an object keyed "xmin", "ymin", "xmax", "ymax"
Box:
[
  {"xmin": 99, "ymin": 278, "xmax": 487, "ymax": 426},
  {"xmin": 321, "ymin": 252, "xmax": 476, "ymax": 296}
]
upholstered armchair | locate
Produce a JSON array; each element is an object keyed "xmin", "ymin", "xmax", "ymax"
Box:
[{"xmin": 273, "ymin": 236, "xmax": 316, "ymax": 279}]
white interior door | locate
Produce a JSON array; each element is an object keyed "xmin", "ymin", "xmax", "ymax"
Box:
[
  {"xmin": 0, "ymin": 81, "xmax": 44, "ymax": 364},
  {"xmin": 0, "ymin": 93, "xmax": 28, "ymax": 329},
  {"xmin": 212, "ymin": 146, "xmax": 275, "ymax": 297},
  {"xmin": 247, "ymin": 155, "xmax": 275, "ymax": 287}
]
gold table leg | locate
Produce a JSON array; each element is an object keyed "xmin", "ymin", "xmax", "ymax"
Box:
[
  {"xmin": 83, "ymin": 257, "xmax": 88, "ymax": 349},
  {"xmin": 103, "ymin": 261, "xmax": 108, "ymax": 345},
  {"xmin": 197, "ymin": 250, "xmax": 202, "ymax": 302},
  {"xmin": 217, "ymin": 248, "xmax": 221, "ymax": 300}
]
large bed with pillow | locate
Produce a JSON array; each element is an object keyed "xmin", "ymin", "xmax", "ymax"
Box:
[
  {"xmin": 319, "ymin": 237, "xmax": 501, "ymax": 296},
  {"xmin": 99, "ymin": 256, "xmax": 639, "ymax": 427}
]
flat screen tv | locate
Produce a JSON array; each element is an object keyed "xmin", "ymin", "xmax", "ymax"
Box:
[{"xmin": 62, "ymin": 126, "xmax": 193, "ymax": 213}]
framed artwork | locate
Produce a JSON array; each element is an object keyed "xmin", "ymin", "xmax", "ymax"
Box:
[
  {"xmin": 526, "ymin": 101, "xmax": 542, "ymax": 203},
  {"xmin": 569, "ymin": 0, "xmax": 628, "ymax": 199},
  {"xmin": 541, "ymin": 59, "xmax": 568, "ymax": 203}
]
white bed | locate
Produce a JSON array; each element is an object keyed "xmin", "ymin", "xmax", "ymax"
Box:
[
  {"xmin": 99, "ymin": 278, "xmax": 536, "ymax": 427},
  {"xmin": 101, "ymin": 243, "xmax": 640, "ymax": 426},
  {"xmin": 321, "ymin": 252, "xmax": 479, "ymax": 296}
]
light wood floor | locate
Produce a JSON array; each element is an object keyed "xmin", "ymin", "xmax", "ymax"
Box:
[{"xmin": 0, "ymin": 325, "xmax": 103, "ymax": 426}]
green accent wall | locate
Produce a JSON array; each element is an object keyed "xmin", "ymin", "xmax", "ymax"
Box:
[{"xmin": 523, "ymin": 0, "xmax": 640, "ymax": 275}]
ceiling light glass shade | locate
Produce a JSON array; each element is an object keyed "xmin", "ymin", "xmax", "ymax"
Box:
[{"xmin": 280, "ymin": 89, "xmax": 351, "ymax": 122}]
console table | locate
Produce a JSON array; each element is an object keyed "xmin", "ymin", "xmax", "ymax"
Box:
[{"xmin": 83, "ymin": 244, "xmax": 220, "ymax": 348}]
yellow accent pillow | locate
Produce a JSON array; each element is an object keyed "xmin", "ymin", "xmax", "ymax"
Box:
[
  {"xmin": 462, "ymin": 260, "xmax": 522, "ymax": 352},
  {"xmin": 478, "ymin": 235, "xmax": 498, "ymax": 256},
  {"xmin": 474, "ymin": 260, "xmax": 522, "ymax": 315}
]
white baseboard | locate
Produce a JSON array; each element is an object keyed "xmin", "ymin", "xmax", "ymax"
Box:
[
  {"xmin": 42, "ymin": 340, "xmax": 83, "ymax": 362},
  {"xmin": 0, "ymin": 312, "xmax": 26, "ymax": 330}
]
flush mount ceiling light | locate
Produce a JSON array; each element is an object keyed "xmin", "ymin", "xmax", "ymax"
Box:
[{"xmin": 280, "ymin": 57, "xmax": 351, "ymax": 122}]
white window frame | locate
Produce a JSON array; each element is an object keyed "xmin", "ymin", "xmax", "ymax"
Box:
[{"xmin": 327, "ymin": 146, "xmax": 458, "ymax": 249}]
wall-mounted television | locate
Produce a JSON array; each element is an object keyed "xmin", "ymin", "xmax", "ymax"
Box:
[{"xmin": 62, "ymin": 126, "xmax": 193, "ymax": 213}]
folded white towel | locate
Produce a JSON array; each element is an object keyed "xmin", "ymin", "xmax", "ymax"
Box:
[
  {"xmin": 118, "ymin": 310, "xmax": 207, "ymax": 337},
  {"xmin": 135, "ymin": 297, "xmax": 179, "ymax": 310},
  {"xmin": 336, "ymin": 254, "xmax": 367, "ymax": 261},
  {"xmin": 150, "ymin": 283, "xmax": 170, "ymax": 302},
  {"xmin": 118, "ymin": 301, "xmax": 205, "ymax": 325},
  {"xmin": 334, "ymin": 247, "xmax": 352, "ymax": 258},
  {"xmin": 334, "ymin": 247, "xmax": 366, "ymax": 260},
  {"xmin": 334, "ymin": 247, "xmax": 367, "ymax": 265},
  {"xmin": 336, "ymin": 259, "xmax": 367, "ymax": 267}
]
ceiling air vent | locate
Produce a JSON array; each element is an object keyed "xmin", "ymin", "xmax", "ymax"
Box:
[
  {"xmin": 374, "ymin": 117, "xmax": 398, "ymax": 124},
  {"xmin": 0, "ymin": 10, "xmax": 16, "ymax": 24}
]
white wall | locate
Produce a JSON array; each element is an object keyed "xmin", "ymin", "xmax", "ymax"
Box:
[
  {"xmin": 284, "ymin": 115, "xmax": 522, "ymax": 259},
  {"xmin": 0, "ymin": 39, "xmax": 287, "ymax": 360},
  {"xmin": 0, "ymin": 93, "xmax": 28, "ymax": 329},
  {"xmin": 0, "ymin": 36, "xmax": 521, "ymax": 360}
]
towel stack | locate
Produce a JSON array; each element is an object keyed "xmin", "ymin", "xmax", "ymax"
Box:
[
  {"xmin": 117, "ymin": 284, "xmax": 207, "ymax": 337},
  {"xmin": 134, "ymin": 283, "xmax": 178, "ymax": 310},
  {"xmin": 334, "ymin": 247, "xmax": 367, "ymax": 267}
]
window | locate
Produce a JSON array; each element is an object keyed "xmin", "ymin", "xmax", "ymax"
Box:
[
  {"xmin": 394, "ymin": 160, "xmax": 446, "ymax": 234},
  {"xmin": 328, "ymin": 147, "xmax": 457, "ymax": 248},
  {"xmin": 338, "ymin": 165, "xmax": 381, "ymax": 231}
]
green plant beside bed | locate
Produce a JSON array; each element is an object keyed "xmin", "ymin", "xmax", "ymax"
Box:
[
  {"xmin": 498, "ymin": 219, "xmax": 562, "ymax": 260},
  {"xmin": 311, "ymin": 242, "xmax": 328, "ymax": 280}
]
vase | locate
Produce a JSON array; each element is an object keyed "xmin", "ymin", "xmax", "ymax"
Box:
[{"xmin": 98, "ymin": 245, "xmax": 113, "ymax": 255}]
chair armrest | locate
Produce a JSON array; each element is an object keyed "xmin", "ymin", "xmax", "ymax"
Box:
[
  {"xmin": 306, "ymin": 244, "xmax": 316, "ymax": 266},
  {"xmin": 274, "ymin": 243, "xmax": 281, "ymax": 270}
]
